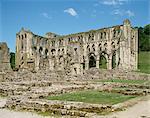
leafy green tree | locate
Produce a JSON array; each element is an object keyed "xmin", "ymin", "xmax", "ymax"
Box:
[{"xmin": 138, "ymin": 24, "xmax": 150, "ymax": 51}]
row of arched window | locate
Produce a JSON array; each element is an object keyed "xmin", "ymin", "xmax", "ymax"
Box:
[
  {"xmin": 18, "ymin": 34, "xmax": 27, "ymax": 40},
  {"xmin": 86, "ymin": 41, "xmax": 118, "ymax": 53}
]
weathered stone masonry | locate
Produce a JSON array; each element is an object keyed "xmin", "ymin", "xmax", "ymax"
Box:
[
  {"xmin": 15, "ymin": 19, "xmax": 138, "ymax": 74},
  {"xmin": 0, "ymin": 42, "xmax": 11, "ymax": 71}
]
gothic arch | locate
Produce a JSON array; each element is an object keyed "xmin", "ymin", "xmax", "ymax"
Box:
[
  {"xmin": 89, "ymin": 53, "xmax": 96, "ymax": 68},
  {"xmin": 99, "ymin": 52, "xmax": 108, "ymax": 69},
  {"xmin": 45, "ymin": 49, "xmax": 48, "ymax": 58},
  {"xmin": 39, "ymin": 47, "xmax": 43, "ymax": 56},
  {"xmin": 112, "ymin": 51, "xmax": 116, "ymax": 69},
  {"xmin": 91, "ymin": 44, "xmax": 95, "ymax": 52}
]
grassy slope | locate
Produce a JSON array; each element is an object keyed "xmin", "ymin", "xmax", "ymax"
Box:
[
  {"xmin": 138, "ymin": 51, "xmax": 150, "ymax": 74},
  {"xmin": 47, "ymin": 90, "xmax": 135, "ymax": 105}
]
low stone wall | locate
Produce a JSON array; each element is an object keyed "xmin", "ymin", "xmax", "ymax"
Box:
[{"xmin": 5, "ymin": 97, "xmax": 112, "ymax": 117}]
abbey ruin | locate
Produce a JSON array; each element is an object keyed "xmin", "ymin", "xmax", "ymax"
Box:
[
  {"xmin": 15, "ymin": 19, "xmax": 138, "ymax": 74},
  {"xmin": 1, "ymin": 20, "xmax": 150, "ymax": 118}
]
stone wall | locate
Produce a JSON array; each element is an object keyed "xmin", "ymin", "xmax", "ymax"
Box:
[
  {"xmin": 0, "ymin": 42, "xmax": 11, "ymax": 71},
  {"xmin": 15, "ymin": 19, "xmax": 138, "ymax": 74}
]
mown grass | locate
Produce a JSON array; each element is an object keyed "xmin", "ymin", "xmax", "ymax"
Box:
[
  {"xmin": 98, "ymin": 79, "xmax": 147, "ymax": 84},
  {"xmin": 47, "ymin": 90, "xmax": 136, "ymax": 105},
  {"xmin": 138, "ymin": 51, "xmax": 150, "ymax": 74}
]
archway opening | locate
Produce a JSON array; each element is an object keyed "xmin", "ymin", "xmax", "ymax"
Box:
[
  {"xmin": 99, "ymin": 55, "xmax": 107, "ymax": 69},
  {"xmin": 89, "ymin": 55, "xmax": 96, "ymax": 68},
  {"xmin": 112, "ymin": 52, "xmax": 116, "ymax": 69}
]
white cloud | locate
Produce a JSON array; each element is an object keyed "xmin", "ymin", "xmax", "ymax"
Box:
[
  {"xmin": 64, "ymin": 8, "xmax": 78, "ymax": 16},
  {"xmin": 113, "ymin": 9, "xmax": 123, "ymax": 15},
  {"xmin": 112, "ymin": 9, "xmax": 135, "ymax": 17},
  {"xmin": 126, "ymin": 10, "xmax": 135, "ymax": 17},
  {"xmin": 101, "ymin": 0, "xmax": 129, "ymax": 6},
  {"xmin": 41, "ymin": 12, "xmax": 52, "ymax": 19}
]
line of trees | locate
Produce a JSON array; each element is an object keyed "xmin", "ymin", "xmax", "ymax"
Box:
[{"xmin": 138, "ymin": 24, "xmax": 150, "ymax": 51}]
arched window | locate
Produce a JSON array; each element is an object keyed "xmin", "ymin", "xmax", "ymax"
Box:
[
  {"xmin": 113, "ymin": 30, "xmax": 116, "ymax": 37},
  {"xmin": 104, "ymin": 43, "xmax": 107, "ymax": 51},
  {"xmin": 21, "ymin": 39, "xmax": 23, "ymax": 50},
  {"xmin": 39, "ymin": 47, "xmax": 43, "ymax": 54},
  {"xmin": 111, "ymin": 42, "xmax": 115, "ymax": 49},
  {"xmin": 52, "ymin": 41, "xmax": 55, "ymax": 47},
  {"xmin": 25, "ymin": 34, "xmax": 27, "ymax": 38},
  {"xmin": 51, "ymin": 49, "xmax": 55, "ymax": 55},
  {"xmin": 104, "ymin": 32, "xmax": 106, "ymax": 38},
  {"xmin": 92, "ymin": 33, "xmax": 94, "ymax": 40},
  {"xmin": 99, "ymin": 43, "xmax": 102, "ymax": 51},
  {"xmin": 92, "ymin": 44, "xmax": 95, "ymax": 52},
  {"xmin": 112, "ymin": 52, "xmax": 116, "ymax": 69},
  {"xmin": 92, "ymin": 44, "xmax": 95, "ymax": 47},
  {"xmin": 100, "ymin": 32, "xmax": 103, "ymax": 39},
  {"xmin": 21, "ymin": 35, "xmax": 24, "ymax": 39},
  {"xmin": 62, "ymin": 48, "xmax": 64, "ymax": 53},
  {"xmin": 45, "ymin": 49, "xmax": 48, "ymax": 58}
]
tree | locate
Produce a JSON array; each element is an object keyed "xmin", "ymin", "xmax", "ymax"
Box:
[{"xmin": 138, "ymin": 24, "xmax": 150, "ymax": 51}]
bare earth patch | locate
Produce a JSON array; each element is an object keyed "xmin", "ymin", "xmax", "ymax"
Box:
[{"xmin": 101, "ymin": 96, "xmax": 150, "ymax": 118}]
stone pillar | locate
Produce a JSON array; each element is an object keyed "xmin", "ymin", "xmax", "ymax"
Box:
[
  {"xmin": 85, "ymin": 59, "xmax": 89, "ymax": 70},
  {"xmin": 135, "ymin": 29, "xmax": 138, "ymax": 70},
  {"xmin": 80, "ymin": 64, "xmax": 83, "ymax": 75},
  {"xmin": 116, "ymin": 50, "xmax": 119, "ymax": 67},
  {"xmin": 35, "ymin": 48, "xmax": 40, "ymax": 71},
  {"xmin": 119, "ymin": 41, "xmax": 124, "ymax": 69},
  {"xmin": 108, "ymin": 54, "xmax": 112, "ymax": 70}
]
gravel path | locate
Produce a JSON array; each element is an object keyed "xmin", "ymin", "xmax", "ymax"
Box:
[
  {"xmin": 102, "ymin": 97, "xmax": 150, "ymax": 118},
  {"xmin": 0, "ymin": 109, "xmax": 46, "ymax": 118},
  {"xmin": 0, "ymin": 98, "xmax": 49, "ymax": 118}
]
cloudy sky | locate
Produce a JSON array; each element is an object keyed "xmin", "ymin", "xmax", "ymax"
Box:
[{"xmin": 0, "ymin": 0, "xmax": 149, "ymax": 52}]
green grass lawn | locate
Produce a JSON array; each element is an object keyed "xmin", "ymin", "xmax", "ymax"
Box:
[
  {"xmin": 138, "ymin": 51, "xmax": 150, "ymax": 74},
  {"xmin": 47, "ymin": 90, "xmax": 136, "ymax": 105},
  {"xmin": 98, "ymin": 79, "xmax": 147, "ymax": 84}
]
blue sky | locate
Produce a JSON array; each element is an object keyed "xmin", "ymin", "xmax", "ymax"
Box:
[{"xmin": 0, "ymin": 0, "xmax": 149, "ymax": 52}]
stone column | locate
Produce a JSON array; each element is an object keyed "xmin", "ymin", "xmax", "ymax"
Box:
[
  {"xmin": 108, "ymin": 54, "xmax": 112, "ymax": 70},
  {"xmin": 85, "ymin": 58, "xmax": 89, "ymax": 70},
  {"xmin": 135, "ymin": 29, "xmax": 138, "ymax": 70},
  {"xmin": 35, "ymin": 54, "xmax": 39, "ymax": 71},
  {"xmin": 115, "ymin": 50, "xmax": 119, "ymax": 67},
  {"xmin": 80, "ymin": 64, "xmax": 83, "ymax": 75}
]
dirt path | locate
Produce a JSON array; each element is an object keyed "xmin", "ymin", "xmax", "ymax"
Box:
[
  {"xmin": 0, "ymin": 97, "xmax": 49, "ymax": 118},
  {"xmin": 102, "ymin": 97, "xmax": 150, "ymax": 118},
  {"xmin": 0, "ymin": 109, "xmax": 47, "ymax": 118}
]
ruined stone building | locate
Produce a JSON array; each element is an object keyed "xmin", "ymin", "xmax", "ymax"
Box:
[
  {"xmin": 0, "ymin": 42, "xmax": 11, "ymax": 71},
  {"xmin": 15, "ymin": 19, "xmax": 138, "ymax": 74}
]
